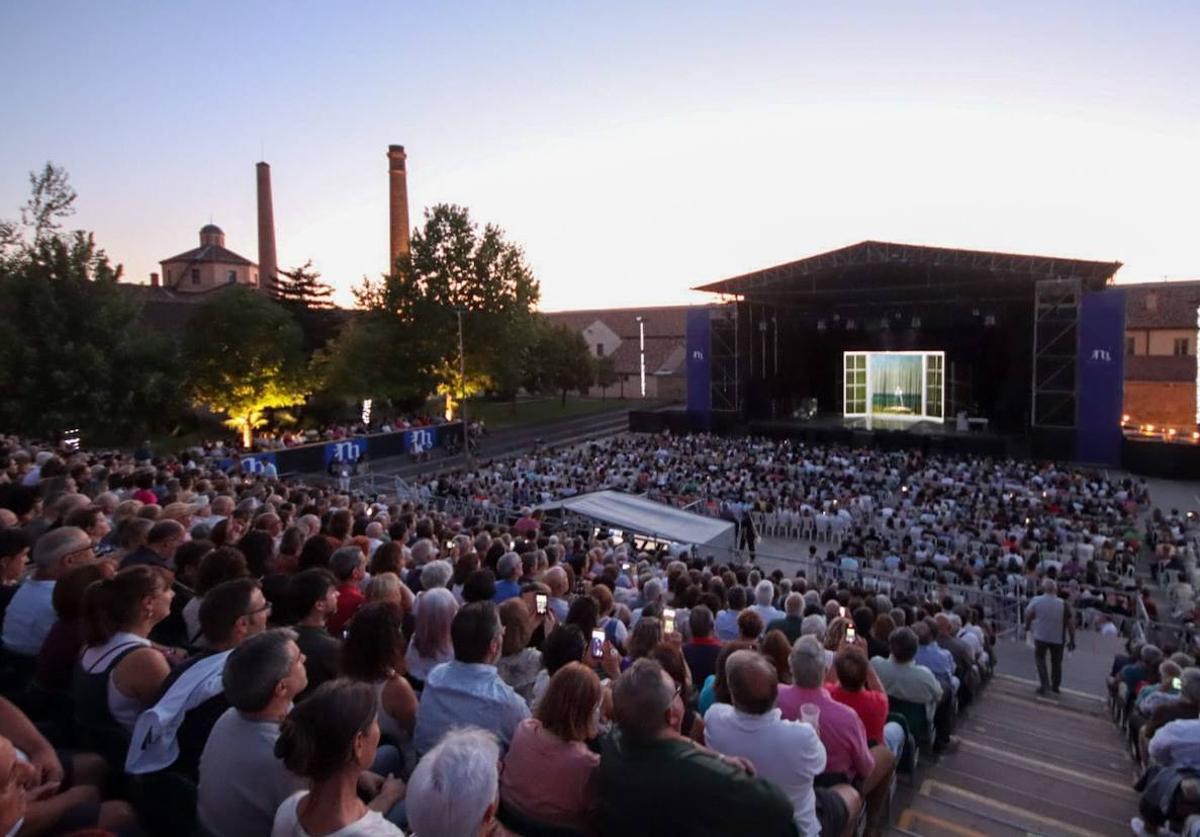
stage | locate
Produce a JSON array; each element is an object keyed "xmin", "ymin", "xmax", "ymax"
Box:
[
  {"xmin": 629, "ymin": 409, "xmax": 1014, "ymax": 458},
  {"xmin": 684, "ymin": 240, "xmax": 1127, "ymax": 466}
]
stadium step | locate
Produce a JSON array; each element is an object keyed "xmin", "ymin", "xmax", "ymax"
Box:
[{"xmin": 894, "ymin": 648, "xmax": 1137, "ymax": 837}]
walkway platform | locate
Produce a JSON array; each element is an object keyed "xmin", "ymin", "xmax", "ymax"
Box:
[{"xmin": 892, "ymin": 636, "xmax": 1136, "ymax": 836}]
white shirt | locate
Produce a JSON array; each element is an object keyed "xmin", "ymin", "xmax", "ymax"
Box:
[
  {"xmin": 271, "ymin": 792, "xmax": 403, "ymax": 836},
  {"xmin": 703, "ymin": 704, "xmax": 826, "ymax": 836}
]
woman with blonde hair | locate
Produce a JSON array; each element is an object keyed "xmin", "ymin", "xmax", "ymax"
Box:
[{"xmin": 500, "ymin": 662, "xmax": 602, "ymax": 832}]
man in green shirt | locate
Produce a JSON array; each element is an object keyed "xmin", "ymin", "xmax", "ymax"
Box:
[{"xmin": 599, "ymin": 658, "xmax": 799, "ymax": 837}]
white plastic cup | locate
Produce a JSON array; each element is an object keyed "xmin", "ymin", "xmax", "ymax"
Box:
[{"xmin": 800, "ymin": 703, "xmax": 821, "ymax": 732}]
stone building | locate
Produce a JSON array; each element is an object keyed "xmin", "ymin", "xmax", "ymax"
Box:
[
  {"xmin": 1123, "ymin": 280, "xmax": 1200, "ymax": 430},
  {"xmin": 159, "ymin": 224, "xmax": 259, "ymax": 293}
]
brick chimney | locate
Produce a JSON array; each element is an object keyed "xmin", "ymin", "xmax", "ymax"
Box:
[
  {"xmin": 150, "ymin": 272, "xmax": 159, "ymax": 287},
  {"xmin": 256, "ymin": 161, "xmax": 278, "ymax": 293},
  {"xmin": 387, "ymin": 145, "xmax": 410, "ymax": 272}
]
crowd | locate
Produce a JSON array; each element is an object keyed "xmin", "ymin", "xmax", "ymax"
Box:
[
  {"xmin": 415, "ymin": 433, "xmax": 1168, "ymax": 626},
  {"xmin": 0, "ymin": 433, "xmax": 1013, "ymax": 836}
]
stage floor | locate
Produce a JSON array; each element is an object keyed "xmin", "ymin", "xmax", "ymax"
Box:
[{"xmin": 752, "ymin": 413, "xmax": 999, "ymax": 437}]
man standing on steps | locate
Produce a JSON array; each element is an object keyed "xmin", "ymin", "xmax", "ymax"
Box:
[{"xmin": 1024, "ymin": 579, "xmax": 1076, "ymax": 695}]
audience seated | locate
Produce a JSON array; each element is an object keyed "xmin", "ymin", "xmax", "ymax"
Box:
[
  {"xmin": 197, "ymin": 628, "xmax": 307, "ymax": 837},
  {"xmin": 599, "ymin": 658, "xmax": 797, "ymax": 836},
  {"xmin": 272, "ymin": 679, "xmax": 406, "ymax": 835}
]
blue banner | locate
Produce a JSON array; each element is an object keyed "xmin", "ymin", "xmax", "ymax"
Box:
[
  {"xmin": 686, "ymin": 308, "xmax": 712, "ymax": 414},
  {"xmin": 323, "ymin": 437, "xmax": 370, "ymax": 468},
  {"xmin": 1076, "ymin": 288, "xmax": 1126, "ymax": 466}
]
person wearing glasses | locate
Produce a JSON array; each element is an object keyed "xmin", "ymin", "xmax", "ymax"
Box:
[
  {"xmin": 2, "ymin": 526, "xmax": 100, "ymax": 659},
  {"xmin": 126, "ymin": 578, "xmax": 270, "ymax": 781}
]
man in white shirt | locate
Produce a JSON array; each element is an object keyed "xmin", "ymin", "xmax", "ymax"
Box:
[{"xmin": 704, "ymin": 650, "xmax": 861, "ymax": 837}]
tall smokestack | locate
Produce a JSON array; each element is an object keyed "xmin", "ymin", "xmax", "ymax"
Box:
[
  {"xmin": 256, "ymin": 161, "xmax": 278, "ymax": 294},
  {"xmin": 388, "ymin": 144, "xmax": 410, "ymax": 273}
]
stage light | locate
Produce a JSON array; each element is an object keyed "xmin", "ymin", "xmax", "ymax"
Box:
[
  {"xmin": 1168, "ymin": 428, "xmax": 1178, "ymax": 437},
  {"xmin": 984, "ymin": 314, "xmax": 997, "ymax": 327},
  {"xmin": 911, "ymin": 316, "xmax": 921, "ymax": 329},
  {"xmin": 817, "ymin": 319, "xmax": 827, "ymax": 332},
  {"xmin": 1146, "ymin": 424, "xmax": 1155, "ymax": 433},
  {"xmin": 846, "ymin": 319, "xmax": 857, "ymax": 331},
  {"xmin": 1122, "ymin": 414, "xmax": 1130, "ymax": 423},
  {"xmin": 1192, "ymin": 431, "xmax": 1199, "ymax": 441}
]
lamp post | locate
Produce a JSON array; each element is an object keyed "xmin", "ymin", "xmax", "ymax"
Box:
[{"xmin": 635, "ymin": 316, "xmax": 646, "ymax": 398}]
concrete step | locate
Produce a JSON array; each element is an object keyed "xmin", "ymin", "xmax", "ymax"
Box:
[
  {"xmin": 895, "ymin": 794, "xmax": 1028, "ymax": 837},
  {"xmin": 930, "ymin": 752, "xmax": 1134, "ymax": 830},
  {"xmin": 913, "ymin": 778, "xmax": 1125, "ymax": 837},
  {"xmin": 960, "ymin": 715, "xmax": 1131, "ymax": 780}
]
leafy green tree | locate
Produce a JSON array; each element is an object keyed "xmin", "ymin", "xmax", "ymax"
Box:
[
  {"xmin": 595, "ymin": 354, "xmax": 618, "ymax": 399},
  {"xmin": 526, "ymin": 321, "xmax": 594, "ymax": 406},
  {"xmin": 182, "ymin": 286, "xmax": 308, "ymax": 448},
  {"xmin": 0, "ymin": 163, "xmax": 185, "ymax": 442},
  {"xmin": 355, "ymin": 203, "xmax": 541, "ymax": 402},
  {"xmin": 313, "ymin": 312, "xmax": 435, "ymax": 411}
]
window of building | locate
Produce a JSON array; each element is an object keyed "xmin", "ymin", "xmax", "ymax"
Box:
[
  {"xmin": 1175, "ymin": 337, "xmax": 1189, "ymax": 357},
  {"xmin": 1126, "ymin": 336, "xmax": 1136, "ymax": 356},
  {"xmin": 228, "ymin": 269, "xmax": 237, "ymax": 284},
  {"xmin": 596, "ymin": 343, "xmax": 605, "ymax": 357},
  {"xmin": 191, "ymin": 268, "xmax": 200, "ymax": 285}
]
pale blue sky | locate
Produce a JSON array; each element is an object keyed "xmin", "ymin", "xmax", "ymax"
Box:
[{"xmin": 2, "ymin": 1, "xmax": 1197, "ymax": 309}]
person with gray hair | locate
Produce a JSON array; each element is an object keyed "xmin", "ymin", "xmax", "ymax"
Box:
[
  {"xmin": 779, "ymin": 636, "xmax": 887, "ymax": 828},
  {"xmin": 419, "ymin": 559, "xmax": 453, "ymax": 592},
  {"xmin": 197, "ymin": 629, "xmax": 307, "ymax": 837},
  {"xmin": 494, "ymin": 551, "xmax": 523, "ymax": 603},
  {"xmin": 706, "ymin": 649, "xmax": 860, "ymax": 837},
  {"xmin": 633, "ymin": 577, "xmax": 664, "ymax": 623},
  {"xmin": 410, "ymin": 538, "xmax": 438, "ymax": 566},
  {"xmin": 1024, "ymin": 576, "xmax": 1074, "ymax": 695},
  {"xmin": 751, "ymin": 579, "xmax": 785, "ymax": 625},
  {"xmin": 2, "ymin": 526, "xmax": 97, "ymax": 656},
  {"xmin": 326, "ymin": 546, "xmax": 368, "ymax": 637},
  {"xmin": 406, "ymin": 727, "xmax": 504, "ymax": 837},
  {"xmin": 766, "ymin": 592, "xmax": 806, "ymax": 644},
  {"xmin": 600, "ymin": 658, "xmax": 798, "ymax": 836}
]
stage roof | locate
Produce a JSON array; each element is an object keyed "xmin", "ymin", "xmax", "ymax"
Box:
[
  {"xmin": 694, "ymin": 241, "xmax": 1122, "ymax": 299},
  {"xmin": 535, "ymin": 490, "xmax": 735, "ymax": 552}
]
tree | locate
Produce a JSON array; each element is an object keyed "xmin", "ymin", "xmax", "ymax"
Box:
[
  {"xmin": 527, "ymin": 321, "xmax": 594, "ymax": 406},
  {"xmin": 182, "ymin": 286, "xmax": 308, "ymax": 448},
  {"xmin": 595, "ymin": 354, "xmax": 618, "ymax": 399},
  {"xmin": 271, "ymin": 260, "xmax": 341, "ymax": 353},
  {"xmin": 272, "ymin": 260, "xmax": 334, "ymax": 308},
  {"xmin": 355, "ymin": 203, "xmax": 541, "ymax": 402},
  {"xmin": 0, "ymin": 163, "xmax": 186, "ymax": 442},
  {"xmin": 313, "ymin": 312, "xmax": 436, "ymax": 411}
]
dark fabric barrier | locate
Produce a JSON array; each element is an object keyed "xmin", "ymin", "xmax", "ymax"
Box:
[{"xmin": 1122, "ymin": 437, "xmax": 1200, "ymax": 479}]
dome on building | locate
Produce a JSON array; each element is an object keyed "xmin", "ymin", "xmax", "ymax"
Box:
[{"xmin": 199, "ymin": 223, "xmax": 226, "ymax": 248}]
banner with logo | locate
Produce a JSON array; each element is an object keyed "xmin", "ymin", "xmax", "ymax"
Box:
[
  {"xmin": 323, "ymin": 437, "xmax": 370, "ymax": 469},
  {"xmin": 1076, "ymin": 288, "xmax": 1125, "ymax": 466},
  {"xmin": 686, "ymin": 308, "xmax": 711, "ymax": 414}
]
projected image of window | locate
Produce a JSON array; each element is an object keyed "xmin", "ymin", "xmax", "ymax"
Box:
[
  {"xmin": 926, "ymin": 353, "xmax": 944, "ymax": 419},
  {"xmin": 869, "ymin": 354, "xmax": 923, "ymax": 415},
  {"xmin": 842, "ymin": 351, "xmax": 945, "ymax": 422},
  {"xmin": 844, "ymin": 353, "xmax": 867, "ymax": 415}
]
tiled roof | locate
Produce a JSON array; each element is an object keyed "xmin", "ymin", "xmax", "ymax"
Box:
[
  {"xmin": 1121, "ymin": 281, "xmax": 1200, "ymax": 330},
  {"xmin": 160, "ymin": 243, "xmax": 255, "ymax": 267},
  {"xmin": 545, "ymin": 305, "xmax": 696, "ymax": 377},
  {"xmin": 1125, "ymin": 354, "xmax": 1197, "ymax": 383}
]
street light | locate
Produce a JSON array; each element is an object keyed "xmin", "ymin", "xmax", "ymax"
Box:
[{"xmin": 635, "ymin": 316, "xmax": 646, "ymax": 398}]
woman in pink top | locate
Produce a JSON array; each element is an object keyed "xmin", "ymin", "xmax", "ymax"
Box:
[{"xmin": 500, "ymin": 662, "xmax": 602, "ymax": 833}]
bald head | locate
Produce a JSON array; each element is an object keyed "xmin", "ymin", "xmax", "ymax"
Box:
[{"xmin": 726, "ymin": 649, "xmax": 777, "ymax": 715}]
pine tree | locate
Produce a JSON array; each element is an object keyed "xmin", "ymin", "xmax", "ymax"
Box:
[{"xmin": 271, "ymin": 260, "xmax": 334, "ymax": 308}]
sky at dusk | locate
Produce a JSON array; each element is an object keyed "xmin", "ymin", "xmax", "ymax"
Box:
[{"xmin": 2, "ymin": 2, "xmax": 1198, "ymax": 311}]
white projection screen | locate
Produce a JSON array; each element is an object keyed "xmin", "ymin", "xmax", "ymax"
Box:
[{"xmin": 843, "ymin": 351, "xmax": 944, "ymax": 422}]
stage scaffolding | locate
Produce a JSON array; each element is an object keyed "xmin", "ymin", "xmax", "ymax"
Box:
[
  {"xmin": 709, "ymin": 304, "xmax": 739, "ymax": 413},
  {"xmin": 1031, "ymin": 278, "xmax": 1081, "ymax": 429}
]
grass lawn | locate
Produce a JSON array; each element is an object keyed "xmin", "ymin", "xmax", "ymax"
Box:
[{"xmin": 463, "ymin": 397, "xmax": 664, "ymax": 428}]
